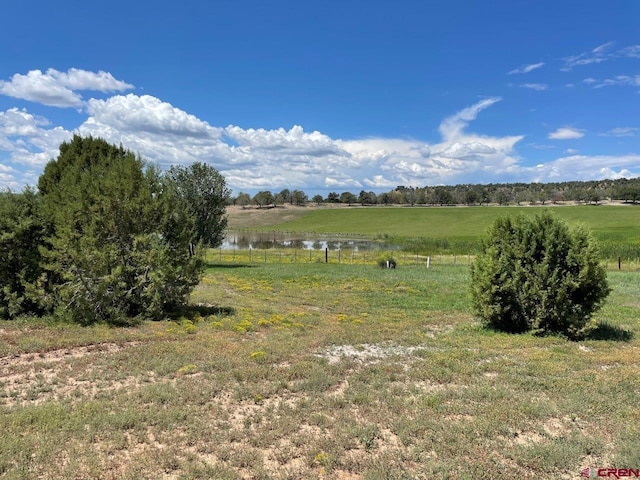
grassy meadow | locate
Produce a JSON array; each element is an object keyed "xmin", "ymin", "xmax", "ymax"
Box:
[
  {"xmin": 228, "ymin": 204, "xmax": 640, "ymax": 258},
  {"xmin": 1, "ymin": 205, "xmax": 639, "ymax": 479},
  {"xmin": 2, "ymin": 262, "xmax": 639, "ymax": 479}
]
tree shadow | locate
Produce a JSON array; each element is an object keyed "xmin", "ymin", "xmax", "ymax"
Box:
[
  {"xmin": 169, "ymin": 303, "xmax": 235, "ymax": 320},
  {"xmin": 585, "ymin": 321, "xmax": 634, "ymax": 341},
  {"xmin": 204, "ymin": 262, "xmax": 257, "ymax": 269}
]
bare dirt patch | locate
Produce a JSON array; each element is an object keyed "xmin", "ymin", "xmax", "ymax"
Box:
[
  {"xmin": 0, "ymin": 342, "xmax": 139, "ymax": 368},
  {"xmin": 226, "ymin": 204, "xmax": 314, "ymax": 230},
  {"xmin": 316, "ymin": 343, "xmax": 436, "ymax": 365},
  {"xmin": 0, "ymin": 341, "xmax": 147, "ymax": 406}
]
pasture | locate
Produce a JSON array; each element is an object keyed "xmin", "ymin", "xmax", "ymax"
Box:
[
  {"xmin": 228, "ymin": 204, "xmax": 640, "ymax": 258},
  {"xmin": 1, "ymin": 260, "xmax": 639, "ymax": 479}
]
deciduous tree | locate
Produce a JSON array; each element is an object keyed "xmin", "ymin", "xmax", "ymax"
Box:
[{"xmin": 165, "ymin": 162, "xmax": 230, "ymax": 247}]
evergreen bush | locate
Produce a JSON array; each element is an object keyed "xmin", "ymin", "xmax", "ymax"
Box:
[
  {"xmin": 38, "ymin": 136, "xmax": 205, "ymax": 325},
  {"xmin": 469, "ymin": 212, "xmax": 610, "ymax": 338}
]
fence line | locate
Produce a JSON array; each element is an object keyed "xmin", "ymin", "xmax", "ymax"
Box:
[
  {"xmin": 208, "ymin": 248, "xmax": 474, "ymax": 267},
  {"xmin": 207, "ymin": 248, "xmax": 640, "ymax": 271}
]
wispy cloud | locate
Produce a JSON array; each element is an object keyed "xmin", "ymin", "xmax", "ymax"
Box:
[
  {"xmin": 598, "ymin": 127, "xmax": 638, "ymax": 137},
  {"xmin": 0, "ymin": 68, "xmax": 133, "ymax": 108},
  {"xmin": 548, "ymin": 127, "xmax": 585, "ymax": 140},
  {"xmin": 562, "ymin": 41, "xmax": 614, "ymax": 70},
  {"xmin": 562, "ymin": 41, "xmax": 640, "ymax": 71},
  {"xmin": 587, "ymin": 75, "xmax": 640, "ymax": 89},
  {"xmin": 438, "ymin": 97, "xmax": 502, "ymax": 141},
  {"xmin": 618, "ymin": 45, "xmax": 640, "ymax": 58},
  {"xmin": 520, "ymin": 83, "xmax": 548, "ymax": 91},
  {"xmin": 592, "ymin": 41, "xmax": 616, "ymax": 55},
  {"xmin": 508, "ymin": 62, "xmax": 544, "ymax": 75}
]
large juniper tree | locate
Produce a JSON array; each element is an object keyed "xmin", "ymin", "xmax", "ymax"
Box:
[{"xmin": 39, "ymin": 135, "xmax": 204, "ymax": 325}]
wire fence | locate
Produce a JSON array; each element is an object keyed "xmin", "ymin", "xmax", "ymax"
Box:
[{"xmin": 206, "ymin": 247, "xmax": 640, "ymax": 271}]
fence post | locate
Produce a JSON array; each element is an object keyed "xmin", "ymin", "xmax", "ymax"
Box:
[
  {"xmin": 427, "ymin": 256, "xmax": 431, "ymax": 269},
  {"xmin": 249, "ymin": 247, "xmax": 252, "ymax": 263},
  {"xmin": 325, "ymin": 248, "xmax": 328, "ymax": 263}
]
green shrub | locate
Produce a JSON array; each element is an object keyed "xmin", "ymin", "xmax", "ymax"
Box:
[
  {"xmin": 469, "ymin": 212, "xmax": 610, "ymax": 338},
  {"xmin": 376, "ymin": 254, "xmax": 397, "ymax": 268},
  {"xmin": 0, "ymin": 188, "xmax": 50, "ymax": 319}
]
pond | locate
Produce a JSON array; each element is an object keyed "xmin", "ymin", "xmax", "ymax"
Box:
[{"xmin": 220, "ymin": 231, "xmax": 401, "ymax": 252}]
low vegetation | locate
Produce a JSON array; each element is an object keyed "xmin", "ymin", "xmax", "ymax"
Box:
[{"xmin": 1, "ymin": 261, "xmax": 638, "ymax": 479}]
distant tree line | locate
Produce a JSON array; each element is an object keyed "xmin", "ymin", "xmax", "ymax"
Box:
[{"xmin": 230, "ymin": 178, "xmax": 640, "ymax": 208}]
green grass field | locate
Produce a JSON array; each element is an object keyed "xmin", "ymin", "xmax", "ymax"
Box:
[
  {"xmin": 230, "ymin": 205, "xmax": 640, "ymax": 258},
  {"xmin": 1, "ymin": 261, "xmax": 639, "ymax": 479}
]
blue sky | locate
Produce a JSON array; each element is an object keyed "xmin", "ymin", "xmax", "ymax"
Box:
[{"xmin": 1, "ymin": 0, "xmax": 639, "ymax": 196}]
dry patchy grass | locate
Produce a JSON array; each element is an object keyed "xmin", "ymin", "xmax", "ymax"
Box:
[{"xmin": 1, "ymin": 263, "xmax": 639, "ymax": 479}]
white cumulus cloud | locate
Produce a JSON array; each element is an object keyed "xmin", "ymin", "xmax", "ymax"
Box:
[
  {"xmin": 0, "ymin": 108, "xmax": 71, "ymax": 165},
  {"xmin": 548, "ymin": 127, "xmax": 585, "ymax": 140},
  {"xmin": 0, "ymin": 68, "xmax": 133, "ymax": 108},
  {"xmin": 1, "ymin": 67, "xmax": 638, "ymax": 194},
  {"xmin": 85, "ymin": 94, "xmax": 221, "ymax": 139},
  {"xmin": 526, "ymin": 154, "xmax": 640, "ymax": 182},
  {"xmin": 224, "ymin": 125, "xmax": 347, "ymax": 157}
]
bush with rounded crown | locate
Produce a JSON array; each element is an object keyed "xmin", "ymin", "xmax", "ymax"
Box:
[{"xmin": 469, "ymin": 212, "xmax": 610, "ymax": 339}]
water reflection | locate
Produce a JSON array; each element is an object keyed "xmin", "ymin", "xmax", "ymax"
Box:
[{"xmin": 221, "ymin": 231, "xmax": 398, "ymax": 252}]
